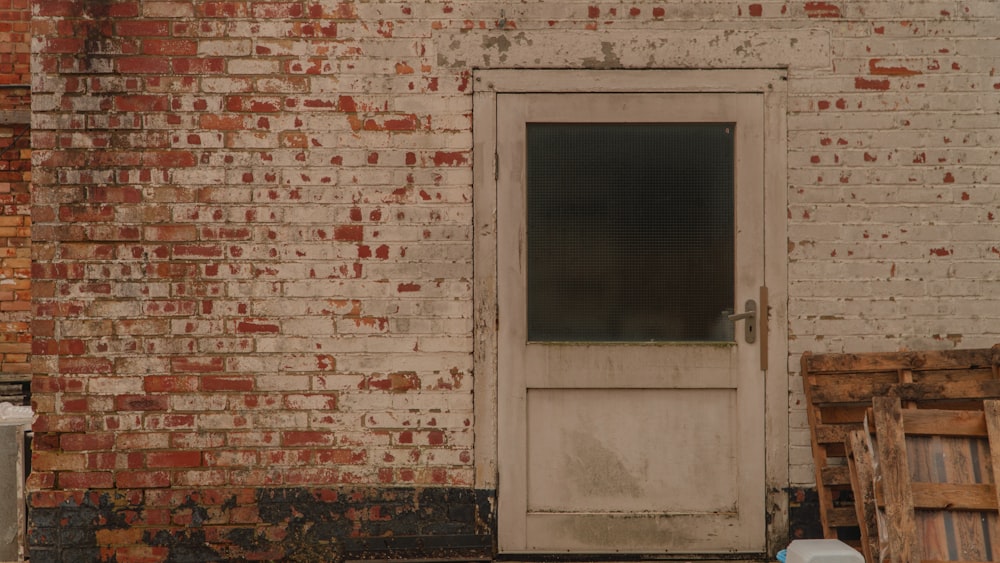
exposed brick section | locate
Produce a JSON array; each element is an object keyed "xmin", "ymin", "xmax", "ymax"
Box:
[
  {"xmin": 0, "ymin": 0, "xmax": 30, "ymax": 407},
  {"xmin": 0, "ymin": 121, "xmax": 30, "ymax": 400},
  {"xmin": 0, "ymin": 0, "xmax": 30, "ymax": 85},
  {"xmin": 26, "ymin": 0, "xmax": 1000, "ymax": 558}
]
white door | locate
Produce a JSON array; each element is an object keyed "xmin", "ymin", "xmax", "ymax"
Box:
[{"xmin": 497, "ymin": 93, "xmax": 767, "ymax": 553}]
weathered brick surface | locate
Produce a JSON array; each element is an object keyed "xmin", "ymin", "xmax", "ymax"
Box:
[
  {"xmin": 27, "ymin": 0, "xmax": 1000, "ymax": 558},
  {"xmin": 0, "ymin": 0, "xmax": 30, "ymax": 87},
  {"xmin": 0, "ymin": 0, "xmax": 30, "ymax": 406}
]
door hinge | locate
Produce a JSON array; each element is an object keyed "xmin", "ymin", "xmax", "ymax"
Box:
[{"xmin": 494, "ymin": 152, "xmax": 499, "ymax": 181}]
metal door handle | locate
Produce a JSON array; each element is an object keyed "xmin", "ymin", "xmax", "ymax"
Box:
[{"xmin": 727, "ymin": 299, "xmax": 757, "ymax": 343}]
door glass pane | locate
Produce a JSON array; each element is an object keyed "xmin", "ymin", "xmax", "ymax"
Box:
[{"xmin": 526, "ymin": 123, "xmax": 734, "ymax": 342}]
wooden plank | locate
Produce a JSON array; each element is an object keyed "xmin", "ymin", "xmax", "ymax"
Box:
[
  {"xmin": 907, "ymin": 483, "xmax": 997, "ymax": 510},
  {"xmin": 846, "ymin": 429, "xmax": 879, "ymax": 563},
  {"xmin": 819, "ymin": 405, "xmax": 870, "ymax": 424},
  {"xmin": 810, "ymin": 379, "xmax": 1000, "ymax": 405},
  {"xmin": 801, "ymin": 352, "xmax": 838, "ymax": 539},
  {"xmin": 821, "ymin": 464, "xmax": 851, "ymax": 487},
  {"xmin": 872, "ymin": 396, "xmax": 920, "ymax": 563},
  {"xmin": 804, "ymin": 348, "xmax": 996, "ymax": 374},
  {"xmin": 893, "ymin": 380, "xmax": 1000, "ymax": 403},
  {"xmin": 983, "ymin": 400, "xmax": 1000, "ymax": 519},
  {"xmin": 816, "ymin": 423, "xmax": 863, "ymax": 446},
  {"xmin": 918, "ymin": 368, "xmax": 997, "ymax": 383},
  {"xmin": 826, "ymin": 506, "xmax": 860, "ymax": 528},
  {"xmin": 863, "ymin": 408, "xmax": 989, "ymax": 437}
]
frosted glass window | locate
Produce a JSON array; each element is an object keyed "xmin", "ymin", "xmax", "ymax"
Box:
[{"xmin": 526, "ymin": 123, "xmax": 735, "ymax": 342}]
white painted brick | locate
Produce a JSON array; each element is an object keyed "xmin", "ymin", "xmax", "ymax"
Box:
[
  {"xmin": 227, "ymin": 58, "xmax": 283, "ymax": 75},
  {"xmin": 251, "ymin": 412, "xmax": 310, "ymax": 429},
  {"xmin": 198, "ymin": 39, "xmax": 253, "ymax": 57},
  {"xmin": 255, "ymin": 375, "xmax": 312, "ymax": 392}
]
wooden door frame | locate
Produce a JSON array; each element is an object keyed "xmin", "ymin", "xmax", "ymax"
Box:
[{"xmin": 472, "ymin": 69, "xmax": 790, "ymax": 555}]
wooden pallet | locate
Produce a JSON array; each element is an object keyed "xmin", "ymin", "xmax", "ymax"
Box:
[
  {"xmin": 846, "ymin": 427, "xmax": 880, "ymax": 563},
  {"xmin": 850, "ymin": 397, "xmax": 1000, "ymax": 563},
  {"xmin": 801, "ymin": 345, "xmax": 1000, "ymax": 544}
]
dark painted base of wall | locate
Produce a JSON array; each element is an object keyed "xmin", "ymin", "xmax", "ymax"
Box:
[
  {"xmin": 786, "ymin": 487, "xmax": 824, "ymax": 541},
  {"xmin": 28, "ymin": 487, "xmax": 494, "ymax": 563},
  {"xmin": 29, "ymin": 486, "xmax": 826, "ymax": 562}
]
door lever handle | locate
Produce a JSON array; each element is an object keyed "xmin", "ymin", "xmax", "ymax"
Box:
[{"xmin": 727, "ymin": 299, "xmax": 757, "ymax": 344}]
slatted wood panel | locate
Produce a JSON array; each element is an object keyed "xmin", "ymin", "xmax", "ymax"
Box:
[
  {"xmin": 862, "ymin": 398, "xmax": 1000, "ymax": 563},
  {"xmin": 801, "ymin": 345, "xmax": 1000, "ymax": 544}
]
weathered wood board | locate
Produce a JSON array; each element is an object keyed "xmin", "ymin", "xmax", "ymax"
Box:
[
  {"xmin": 858, "ymin": 398, "xmax": 1000, "ymax": 563},
  {"xmin": 846, "ymin": 428, "xmax": 879, "ymax": 563},
  {"xmin": 801, "ymin": 345, "xmax": 1000, "ymax": 545}
]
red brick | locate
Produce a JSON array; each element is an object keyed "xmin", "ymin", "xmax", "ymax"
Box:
[
  {"xmin": 315, "ymin": 448, "xmax": 367, "ymax": 464},
  {"xmin": 172, "ymin": 357, "xmax": 225, "ymax": 373},
  {"xmin": 59, "ymin": 471, "xmax": 114, "ymax": 489},
  {"xmin": 116, "ymin": 20, "xmax": 171, "ymax": 36},
  {"xmin": 144, "ymin": 376, "xmax": 199, "ymax": 393},
  {"xmin": 200, "ymin": 376, "xmax": 254, "ymax": 391},
  {"xmin": 146, "ymin": 451, "xmax": 203, "ymax": 468},
  {"xmin": 116, "ymin": 57, "xmax": 172, "ymax": 74},
  {"xmin": 40, "ymin": 37, "xmax": 84, "ymax": 54},
  {"xmin": 115, "ymin": 470, "xmax": 171, "ymax": 488},
  {"xmin": 172, "ymin": 58, "xmax": 225, "ymax": 74},
  {"xmin": 804, "ymin": 1, "xmax": 841, "ymax": 17},
  {"xmin": 173, "ymin": 244, "xmax": 224, "ymax": 258},
  {"xmin": 236, "ymin": 320, "xmax": 279, "ymax": 334},
  {"xmin": 333, "ymin": 225, "xmax": 363, "ymax": 241},
  {"xmin": 869, "ymin": 58, "xmax": 922, "ymax": 76},
  {"xmin": 143, "ymin": 39, "xmax": 198, "ymax": 56},
  {"xmin": 58, "ymin": 357, "xmax": 113, "ymax": 374},
  {"xmin": 115, "ymin": 395, "xmax": 169, "ymax": 412},
  {"xmin": 200, "ymin": 114, "xmax": 245, "ymax": 130},
  {"xmin": 58, "ymin": 204, "xmax": 115, "ymax": 222},
  {"xmin": 143, "ymin": 151, "xmax": 197, "ymax": 168},
  {"xmin": 61, "ymin": 433, "xmax": 115, "ymax": 451},
  {"xmin": 431, "ymin": 151, "xmax": 468, "ymax": 166},
  {"xmin": 144, "ymin": 225, "xmax": 197, "ymax": 241},
  {"xmin": 854, "ymin": 77, "xmax": 890, "ymax": 91}
]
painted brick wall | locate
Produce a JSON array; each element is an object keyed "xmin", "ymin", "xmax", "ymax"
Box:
[
  {"xmin": 784, "ymin": 3, "xmax": 1000, "ymax": 487},
  {"xmin": 0, "ymin": 0, "xmax": 31, "ymax": 405},
  {"xmin": 28, "ymin": 0, "xmax": 1000, "ymax": 559}
]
